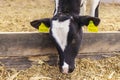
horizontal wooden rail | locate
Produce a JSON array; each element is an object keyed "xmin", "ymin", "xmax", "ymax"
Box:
[{"xmin": 0, "ymin": 32, "xmax": 119, "ymax": 57}]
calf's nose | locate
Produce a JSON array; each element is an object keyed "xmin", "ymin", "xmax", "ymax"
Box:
[{"xmin": 60, "ymin": 66, "xmax": 75, "ymax": 74}]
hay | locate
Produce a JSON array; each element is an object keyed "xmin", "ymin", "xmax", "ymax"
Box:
[
  {"xmin": 0, "ymin": 0, "xmax": 120, "ymax": 32},
  {"xmin": 0, "ymin": 0, "xmax": 53, "ymax": 32},
  {"xmin": 0, "ymin": 55, "xmax": 120, "ymax": 80}
]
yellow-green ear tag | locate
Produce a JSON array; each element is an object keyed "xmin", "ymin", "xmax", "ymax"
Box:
[
  {"xmin": 87, "ymin": 20, "xmax": 98, "ymax": 32},
  {"xmin": 39, "ymin": 23, "xmax": 50, "ymax": 33}
]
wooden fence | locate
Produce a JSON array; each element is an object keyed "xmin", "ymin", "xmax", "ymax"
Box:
[{"xmin": 0, "ymin": 32, "xmax": 119, "ymax": 57}]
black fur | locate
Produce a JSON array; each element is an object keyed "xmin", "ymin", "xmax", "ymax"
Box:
[{"xmin": 30, "ymin": 18, "xmax": 51, "ymax": 29}]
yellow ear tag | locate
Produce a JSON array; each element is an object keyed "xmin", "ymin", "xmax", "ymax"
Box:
[
  {"xmin": 38, "ymin": 23, "xmax": 49, "ymax": 33},
  {"xmin": 87, "ymin": 20, "xmax": 98, "ymax": 32}
]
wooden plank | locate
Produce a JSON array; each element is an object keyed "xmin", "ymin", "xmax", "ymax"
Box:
[
  {"xmin": 0, "ymin": 52, "xmax": 119, "ymax": 70},
  {"xmin": 0, "ymin": 57, "xmax": 32, "ymax": 70},
  {"xmin": 80, "ymin": 32, "xmax": 120, "ymax": 53},
  {"xmin": 0, "ymin": 32, "xmax": 119, "ymax": 57}
]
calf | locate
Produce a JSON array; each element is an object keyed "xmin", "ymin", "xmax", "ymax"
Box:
[
  {"xmin": 80, "ymin": 0, "xmax": 100, "ymax": 17},
  {"xmin": 30, "ymin": 0, "xmax": 100, "ymax": 74}
]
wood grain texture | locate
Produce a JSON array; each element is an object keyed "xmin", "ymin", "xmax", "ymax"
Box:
[{"xmin": 0, "ymin": 32, "xmax": 119, "ymax": 57}]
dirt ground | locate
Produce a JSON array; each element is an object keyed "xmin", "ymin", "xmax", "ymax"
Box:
[{"xmin": 0, "ymin": 0, "xmax": 120, "ymax": 32}]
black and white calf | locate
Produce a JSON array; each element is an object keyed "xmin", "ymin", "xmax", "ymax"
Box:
[
  {"xmin": 30, "ymin": 0, "xmax": 100, "ymax": 74},
  {"xmin": 80, "ymin": 0, "xmax": 100, "ymax": 17}
]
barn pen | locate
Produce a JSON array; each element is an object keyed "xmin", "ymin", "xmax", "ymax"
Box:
[{"xmin": 0, "ymin": 0, "xmax": 120, "ymax": 80}]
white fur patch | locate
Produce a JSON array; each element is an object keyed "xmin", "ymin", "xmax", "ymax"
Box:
[
  {"xmin": 52, "ymin": 19, "xmax": 70, "ymax": 51},
  {"xmin": 80, "ymin": 0, "xmax": 100, "ymax": 17},
  {"xmin": 90, "ymin": 0, "xmax": 100, "ymax": 17},
  {"xmin": 80, "ymin": 0, "xmax": 87, "ymax": 16},
  {"xmin": 54, "ymin": 0, "xmax": 59, "ymax": 16},
  {"xmin": 62, "ymin": 62, "xmax": 69, "ymax": 73}
]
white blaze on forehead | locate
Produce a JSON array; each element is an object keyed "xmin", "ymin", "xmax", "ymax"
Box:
[
  {"xmin": 62, "ymin": 62, "xmax": 69, "ymax": 73},
  {"xmin": 52, "ymin": 19, "xmax": 70, "ymax": 51}
]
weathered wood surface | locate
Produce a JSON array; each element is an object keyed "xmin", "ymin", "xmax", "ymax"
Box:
[
  {"xmin": 0, "ymin": 32, "xmax": 119, "ymax": 57},
  {"xmin": 0, "ymin": 52, "xmax": 119, "ymax": 70}
]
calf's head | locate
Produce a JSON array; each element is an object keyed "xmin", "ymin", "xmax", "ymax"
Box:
[{"xmin": 30, "ymin": 14, "xmax": 100, "ymax": 74}]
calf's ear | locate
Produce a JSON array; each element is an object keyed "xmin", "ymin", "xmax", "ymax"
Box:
[
  {"xmin": 30, "ymin": 18, "xmax": 51, "ymax": 29},
  {"xmin": 74, "ymin": 16, "xmax": 100, "ymax": 27}
]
